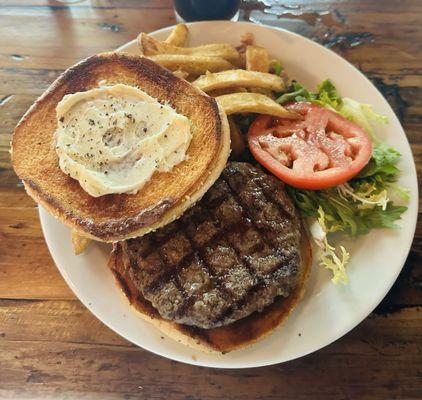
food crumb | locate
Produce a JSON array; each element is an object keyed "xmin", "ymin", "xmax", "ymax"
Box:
[{"xmin": 191, "ymin": 355, "xmax": 197, "ymax": 361}]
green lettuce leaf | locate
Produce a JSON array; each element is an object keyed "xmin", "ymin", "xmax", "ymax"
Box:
[
  {"xmin": 358, "ymin": 143, "xmax": 401, "ymax": 178},
  {"xmin": 338, "ymin": 97, "xmax": 388, "ymax": 142},
  {"xmin": 315, "ymin": 79, "xmax": 342, "ymax": 109},
  {"xmin": 288, "ymin": 185, "xmax": 407, "ymax": 237},
  {"xmin": 276, "ymin": 82, "xmax": 310, "ymax": 104},
  {"xmin": 276, "ymin": 79, "xmax": 342, "ymax": 109},
  {"xmin": 272, "ymin": 61, "xmax": 284, "ymax": 76}
]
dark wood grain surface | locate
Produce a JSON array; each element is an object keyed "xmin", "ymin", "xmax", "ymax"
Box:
[{"xmin": 0, "ymin": 1, "xmax": 421, "ymax": 399}]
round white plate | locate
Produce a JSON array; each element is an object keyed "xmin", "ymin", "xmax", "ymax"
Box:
[{"xmin": 39, "ymin": 21, "xmax": 418, "ymax": 368}]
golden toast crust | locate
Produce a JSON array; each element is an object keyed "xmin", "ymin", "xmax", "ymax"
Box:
[{"xmin": 12, "ymin": 53, "xmax": 229, "ymax": 241}]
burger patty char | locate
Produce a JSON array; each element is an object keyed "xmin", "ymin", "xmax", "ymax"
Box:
[{"xmin": 121, "ymin": 162, "xmax": 303, "ymax": 329}]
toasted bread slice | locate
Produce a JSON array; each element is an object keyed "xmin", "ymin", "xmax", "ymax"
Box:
[
  {"xmin": 108, "ymin": 229, "xmax": 312, "ymax": 354},
  {"xmin": 12, "ymin": 53, "xmax": 230, "ymax": 242}
]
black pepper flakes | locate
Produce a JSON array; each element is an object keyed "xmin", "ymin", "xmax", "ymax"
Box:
[{"xmin": 89, "ymin": 119, "xmax": 95, "ymax": 126}]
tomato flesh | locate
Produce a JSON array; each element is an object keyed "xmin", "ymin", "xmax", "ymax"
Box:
[{"xmin": 248, "ymin": 102, "xmax": 372, "ymax": 189}]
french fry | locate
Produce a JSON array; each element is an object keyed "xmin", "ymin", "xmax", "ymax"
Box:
[
  {"xmin": 237, "ymin": 52, "xmax": 246, "ymax": 69},
  {"xmin": 240, "ymin": 32, "xmax": 254, "ymax": 47},
  {"xmin": 216, "ymin": 92, "xmax": 297, "ymax": 118},
  {"xmin": 165, "ymin": 23, "xmax": 188, "ymax": 47},
  {"xmin": 236, "ymin": 32, "xmax": 254, "ymax": 55},
  {"xmin": 139, "ymin": 33, "xmax": 239, "ymax": 63},
  {"xmin": 71, "ymin": 230, "xmax": 91, "ymax": 255},
  {"xmin": 172, "ymin": 69, "xmax": 189, "ymax": 80},
  {"xmin": 192, "ymin": 69, "xmax": 285, "ymax": 92},
  {"xmin": 148, "ymin": 54, "xmax": 234, "ymax": 75},
  {"xmin": 245, "ymin": 45, "xmax": 269, "ymax": 72},
  {"xmin": 208, "ymin": 86, "xmax": 248, "ymax": 97},
  {"xmin": 228, "ymin": 117, "xmax": 246, "ymax": 158},
  {"xmin": 248, "ymin": 87, "xmax": 276, "ymax": 99}
]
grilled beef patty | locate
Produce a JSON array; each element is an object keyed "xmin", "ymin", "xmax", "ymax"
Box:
[{"xmin": 121, "ymin": 162, "xmax": 303, "ymax": 329}]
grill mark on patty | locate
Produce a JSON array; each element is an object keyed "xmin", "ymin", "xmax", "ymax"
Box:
[
  {"xmin": 174, "ymin": 192, "xmax": 265, "ymax": 325},
  {"xmin": 222, "ymin": 164, "xmax": 299, "ymax": 247},
  {"xmin": 175, "ymin": 218, "xmax": 235, "ymax": 323},
  {"xmin": 143, "ymin": 230, "xmax": 192, "ymax": 317},
  {"xmin": 123, "ymin": 162, "xmax": 302, "ymax": 329}
]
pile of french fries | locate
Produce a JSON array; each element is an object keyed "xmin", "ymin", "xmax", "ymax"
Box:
[
  {"xmin": 138, "ymin": 24, "xmax": 295, "ymax": 155},
  {"xmin": 72, "ymin": 24, "xmax": 295, "ymax": 255}
]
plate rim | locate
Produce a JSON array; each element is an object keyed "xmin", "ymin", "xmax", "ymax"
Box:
[{"xmin": 39, "ymin": 20, "xmax": 418, "ymax": 369}]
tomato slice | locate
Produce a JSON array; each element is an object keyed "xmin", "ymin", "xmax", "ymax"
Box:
[{"xmin": 247, "ymin": 102, "xmax": 372, "ymax": 189}]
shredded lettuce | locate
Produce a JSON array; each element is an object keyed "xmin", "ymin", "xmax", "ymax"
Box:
[
  {"xmin": 280, "ymin": 79, "xmax": 408, "ymax": 283},
  {"xmin": 288, "ymin": 184, "xmax": 407, "ymax": 237},
  {"xmin": 309, "ymin": 208, "xmax": 349, "ymax": 284}
]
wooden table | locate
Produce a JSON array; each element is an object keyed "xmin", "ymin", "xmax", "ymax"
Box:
[{"xmin": 0, "ymin": 1, "xmax": 421, "ymax": 398}]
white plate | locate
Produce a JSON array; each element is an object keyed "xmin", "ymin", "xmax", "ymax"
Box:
[{"xmin": 39, "ymin": 21, "xmax": 418, "ymax": 368}]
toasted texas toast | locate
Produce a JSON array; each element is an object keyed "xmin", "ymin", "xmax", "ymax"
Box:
[
  {"xmin": 108, "ymin": 229, "xmax": 312, "ymax": 354},
  {"xmin": 12, "ymin": 53, "xmax": 230, "ymax": 242}
]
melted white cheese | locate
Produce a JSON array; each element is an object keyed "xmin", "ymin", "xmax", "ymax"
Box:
[{"xmin": 55, "ymin": 84, "xmax": 191, "ymax": 197}]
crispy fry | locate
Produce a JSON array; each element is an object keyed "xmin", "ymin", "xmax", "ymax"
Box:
[
  {"xmin": 236, "ymin": 32, "xmax": 254, "ymax": 54},
  {"xmin": 245, "ymin": 45, "xmax": 269, "ymax": 72},
  {"xmin": 148, "ymin": 54, "xmax": 234, "ymax": 75},
  {"xmin": 228, "ymin": 117, "xmax": 246, "ymax": 158},
  {"xmin": 192, "ymin": 69, "xmax": 285, "ymax": 92},
  {"xmin": 237, "ymin": 52, "xmax": 246, "ymax": 69},
  {"xmin": 216, "ymin": 92, "xmax": 296, "ymax": 118},
  {"xmin": 139, "ymin": 33, "xmax": 239, "ymax": 63},
  {"xmin": 248, "ymin": 87, "xmax": 276, "ymax": 99},
  {"xmin": 208, "ymin": 86, "xmax": 248, "ymax": 97},
  {"xmin": 164, "ymin": 23, "xmax": 188, "ymax": 47},
  {"xmin": 241, "ymin": 32, "xmax": 254, "ymax": 47},
  {"xmin": 172, "ymin": 69, "xmax": 189, "ymax": 79},
  {"xmin": 71, "ymin": 230, "xmax": 91, "ymax": 255}
]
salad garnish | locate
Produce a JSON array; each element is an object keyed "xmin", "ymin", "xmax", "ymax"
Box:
[{"xmin": 277, "ymin": 79, "xmax": 408, "ymax": 283}]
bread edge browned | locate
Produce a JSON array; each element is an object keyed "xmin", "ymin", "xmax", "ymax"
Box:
[{"xmin": 12, "ymin": 52, "xmax": 231, "ymax": 242}]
